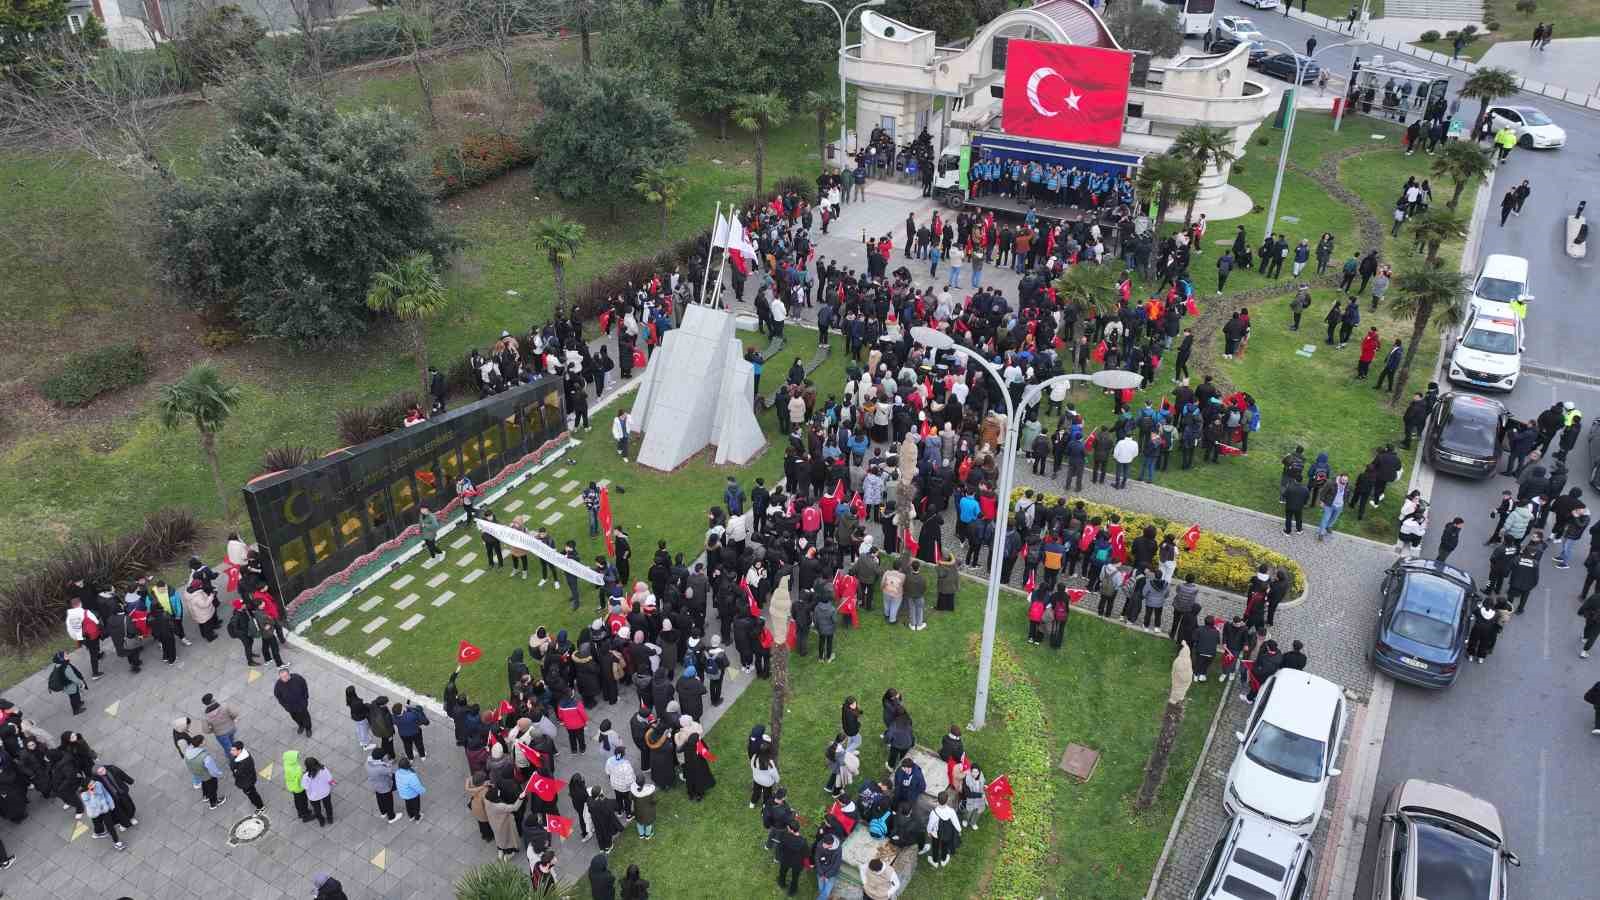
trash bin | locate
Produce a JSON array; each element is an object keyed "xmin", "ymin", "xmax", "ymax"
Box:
[{"xmin": 1331, "ymin": 96, "xmax": 1344, "ymax": 117}]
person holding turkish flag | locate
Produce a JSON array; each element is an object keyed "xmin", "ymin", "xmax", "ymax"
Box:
[
  {"xmin": 523, "ymin": 771, "xmax": 566, "ymax": 803},
  {"xmin": 1002, "ymin": 39, "xmax": 1134, "ymax": 148},
  {"xmin": 1182, "ymin": 524, "xmax": 1202, "ymax": 552},
  {"xmin": 456, "ymin": 640, "xmax": 482, "ymax": 666}
]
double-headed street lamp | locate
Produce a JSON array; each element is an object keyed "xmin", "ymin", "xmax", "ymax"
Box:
[
  {"xmin": 1258, "ymin": 37, "xmax": 1358, "ymax": 242},
  {"xmin": 910, "ymin": 326, "xmax": 1142, "ymax": 730},
  {"xmin": 801, "ymin": 0, "xmax": 885, "ymax": 163}
]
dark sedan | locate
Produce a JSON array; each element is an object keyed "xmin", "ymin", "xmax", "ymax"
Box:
[
  {"xmin": 1207, "ymin": 37, "xmax": 1269, "ymax": 67},
  {"xmin": 1424, "ymin": 393, "xmax": 1506, "ymax": 479},
  {"xmin": 1259, "ymin": 53, "xmax": 1321, "ymax": 84},
  {"xmin": 1372, "ymin": 559, "xmax": 1475, "ymax": 689}
]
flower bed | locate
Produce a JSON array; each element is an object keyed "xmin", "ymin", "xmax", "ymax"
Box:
[
  {"xmin": 1008, "ymin": 489, "xmax": 1306, "ymax": 598},
  {"xmin": 429, "ymin": 132, "xmax": 539, "ymax": 198}
]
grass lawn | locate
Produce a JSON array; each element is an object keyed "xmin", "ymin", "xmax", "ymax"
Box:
[{"xmin": 574, "ymin": 584, "xmax": 1219, "ymax": 900}]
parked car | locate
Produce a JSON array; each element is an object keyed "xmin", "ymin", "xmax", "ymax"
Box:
[
  {"xmin": 1487, "ymin": 104, "xmax": 1566, "ymax": 149},
  {"xmin": 1259, "ymin": 53, "xmax": 1321, "ymax": 83},
  {"xmin": 1588, "ymin": 417, "xmax": 1600, "ymax": 490},
  {"xmin": 1214, "ymin": 15, "xmax": 1263, "ymax": 42},
  {"xmin": 1372, "ymin": 558, "xmax": 1475, "ymax": 688},
  {"xmin": 1192, "ymin": 814, "xmax": 1315, "ymax": 900},
  {"xmin": 1370, "ymin": 779, "xmax": 1519, "ymax": 900},
  {"xmin": 1468, "ymin": 253, "xmax": 1533, "ymax": 314},
  {"xmin": 1223, "ymin": 671, "xmax": 1346, "ymax": 836},
  {"xmin": 1208, "ymin": 36, "xmax": 1270, "ymax": 67},
  {"xmin": 1447, "ymin": 307, "xmax": 1523, "ymax": 393},
  {"xmin": 1240, "ymin": 0, "xmax": 1279, "ymax": 8},
  {"xmin": 1425, "ymin": 393, "xmax": 1507, "ymax": 479}
]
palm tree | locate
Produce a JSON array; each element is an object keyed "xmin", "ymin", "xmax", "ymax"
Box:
[
  {"xmin": 158, "ymin": 363, "xmax": 243, "ymax": 526},
  {"xmin": 1385, "ymin": 261, "xmax": 1469, "ymax": 404},
  {"xmin": 801, "ymin": 89, "xmax": 843, "ymax": 159},
  {"xmin": 732, "ymin": 92, "xmax": 791, "ymax": 197},
  {"xmin": 531, "ymin": 215, "xmax": 586, "ymax": 310},
  {"xmin": 1133, "ymin": 153, "xmax": 1198, "ymax": 275},
  {"xmin": 1053, "ymin": 260, "xmax": 1119, "ymax": 316},
  {"xmin": 633, "ymin": 166, "xmax": 686, "ymax": 241},
  {"xmin": 1430, "ymin": 140, "xmax": 1494, "ymax": 209},
  {"xmin": 1458, "ymin": 66, "xmax": 1519, "ymax": 138},
  {"xmin": 1170, "ymin": 125, "xmax": 1237, "ymax": 226},
  {"xmin": 1406, "ymin": 207, "xmax": 1469, "ymax": 264},
  {"xmin": 366, "ymin": 252, "xmax": 449, "ymax": 399}
]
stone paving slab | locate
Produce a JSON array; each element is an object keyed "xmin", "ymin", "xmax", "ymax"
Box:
[
  {"xmin": 394, "ymin": 593, "xmax": 419, "ymax": 611},
  {"xmin": 461, "ymin": 568, "xmax": 486, "ymax": 584},
  {"xmin": 431, "ymin": 590, "xmax": 455, "ymax": 608},
  {"xmin": 425, "ymin": 572, "xmax": 449, "ymax": 589},
  {"xmin": 448, "ymin": 534, "xmax": 472, "ymax": 550},
  {"xmin": 388, "ymin": 574, "xmax": 413, "ymax": 590}
]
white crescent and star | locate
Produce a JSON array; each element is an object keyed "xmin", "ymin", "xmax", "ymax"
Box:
[{"xmin": 1025, "ymin": 67, "xmax": 1084, "ymax": 116}]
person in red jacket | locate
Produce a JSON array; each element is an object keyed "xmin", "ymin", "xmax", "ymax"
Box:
[{"xmin": 1356, "ymin": 327, "xmax": 1380, "ymax": 379}]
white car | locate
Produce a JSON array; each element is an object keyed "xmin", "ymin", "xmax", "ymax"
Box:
[
  {"xmin": 1214, "ymin": 15, "xmax": 1263, "ymax": 42},
  {"xmin": 1224, "ymin": 671, "xmax": 1346, "ymax": 837},
  {"xmin": 1240, "ymin": 0, "xmax": 1279, "ymax": 9},
  {"xmin": 1192, "ymin": 814, "xmax": 1315, "ymax": 900},
  {"xmin": 1487, "ymin": 105, "xmax": 1566, "ymax": 149},
  {"xmin": 1448, "ymin": 306, "xmax": 1523, "ymax": 392},
  {"xmin": 1468, "ymin": 253, "xmax": 1532, "ymax": 315}
]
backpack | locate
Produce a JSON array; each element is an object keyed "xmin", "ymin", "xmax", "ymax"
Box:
[
  {"xmin": 1092, "ymin": 543, "xmax": 1112, "ymax": 566},
  {"xmin": 47, "ymin": 665, "xmax": 67, "ymax": 693},
  {"xmin": 868, "ymin": 810, "xmax": 892, "ymax": 838},
  {"xmin": 226, "ymin": 609, "xmax": 249, "ymax": 640}
]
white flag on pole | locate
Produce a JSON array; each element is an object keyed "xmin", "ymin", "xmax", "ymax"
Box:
[
  {"xmin": 727, "ymin": 213, "xmax": 759, "ymax": 258},
  {"xmin": 712, "ymin": 213, "xmax": 734, "ymax": 249}
]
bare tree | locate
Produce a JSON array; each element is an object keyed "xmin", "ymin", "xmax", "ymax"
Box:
[
  {"xmin": 277, "ymin": 0, "xmax": 331, "ymax": 94},
  {"xmin": 453, "ymin": 0, "xmax": 558, "ymax": 102},
  {"xmin": 0, "ymin": 32, "xmax": 187, "ymax": 183},
  {"xmin": 394, "ymin": 0, "xmax": 446, "ymax": 129}
]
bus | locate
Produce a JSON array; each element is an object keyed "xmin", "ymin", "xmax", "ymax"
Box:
[{"xmin": 1161, "ymin": 0, "xmax": 1216, "ymax": 38}]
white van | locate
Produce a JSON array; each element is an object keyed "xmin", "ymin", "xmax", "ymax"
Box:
[
  {"xmin": 1469, "ymin": 254, "xmax": 1532, "ymax": 315},
  {"xmin": 1192, "ymin": 814, "xmax": 1316, "ymax": 900},
  {"xmin": 1448, "ymin": 306, "xmax": 1524, "ymax": 392}
]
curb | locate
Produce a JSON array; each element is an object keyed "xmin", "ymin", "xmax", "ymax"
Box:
[
  {"xmin": 1144, "ymin": 678, "xmax": 1230, "ymax": 900},
  {"xmin": 1323, "ymin": 672, "xmax": 1395, "ymax": 900}
]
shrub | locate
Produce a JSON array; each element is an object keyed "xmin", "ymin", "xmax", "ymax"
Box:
[
  {"xmin": 1513, "ymin": 0, "xmax": 1536, "ymax": 12},
  {"xmin": 38, "ymin": 343, "xmax": 153, "ymax": 409},
  {"xmin": 1461, "ymin": 24, "xmax": 1478, "ymax": 34},
  {"xmin": 1421, "ymin": 29, "xmax": 1441, "ymax": 42},
  {"xmin": 1009, "ymin": 489, "xmax": 1308, "ymax": 597},
  {"xmin": 1484, "ymin": 20, "xmax": 1500, "ymax": 31},
  {"xmin": 1445, "ymin": 29, "xmax": 1459, "ymax": 39},
  {"xmin": 336, "ymin": 392, "xmax": 421, "ymax": 446},
  {"xmin": 453, "ymin": 860, "xmax": 533, "ymax": 900},
  {"xmin": 429, "ymin": 132, "xmax": 539, "ymax": 198},
  {"xmin": 200, "ymin": 328, "xmax": 245, "ymax": 351},
  {"xmin": 260, "ymin": 445, "xmax": 320, "ymax": 474},
  {"xmin": 0, "ymin": 509, "xmax": 200, "ymax": 648},
  {"xmin": 447, "ymin": 357, "xmax": 480, "ymax": 395}
]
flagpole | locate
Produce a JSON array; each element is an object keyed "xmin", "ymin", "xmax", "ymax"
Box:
[
  {"xmin": 700, "ymin": 201, "xmax": 722, "ymax": 305},
  {"xmin": 708, "ymin": 244, "xmax": 732, "ymax": 311}
]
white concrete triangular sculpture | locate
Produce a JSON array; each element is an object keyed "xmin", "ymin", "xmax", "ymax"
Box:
[{"xmin": 628, "ymin": 305, "xmax": 766, "ymax": 470}]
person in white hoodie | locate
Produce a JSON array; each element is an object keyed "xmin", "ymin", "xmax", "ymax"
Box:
[
  {"xmin": 925, "ymin": 790, "xmax": 963, "ymax": 868},
  {"xmin": 612, "ymin": 410, "xmax": 631, "ymax": 458},
  {"xmin": 604, "ymin": 746, "xmax": 638, "ymax": 819},
  {"xmin": 64, "ymin": 594, "xmax": 104, "ymax": 680}
]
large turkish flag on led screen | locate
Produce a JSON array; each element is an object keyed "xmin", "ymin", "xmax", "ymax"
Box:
[{"xmin": 1001, "ymin": 39, "xmax": 1134, "ymax": 148}]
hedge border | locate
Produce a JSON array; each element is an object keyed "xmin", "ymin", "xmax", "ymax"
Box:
[{"xmin": 967, "ymin": 633, "xmax": 1053, "ymax": 900}]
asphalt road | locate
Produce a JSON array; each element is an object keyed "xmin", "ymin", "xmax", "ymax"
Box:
[{"xmin": 1219, "ymin": 7, "xmax": 1600, "ymax": 898}]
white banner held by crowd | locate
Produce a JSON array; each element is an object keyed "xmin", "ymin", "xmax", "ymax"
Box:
[{"xmin": 474, "ymin": 519, "xmax": 603, "ymax": 585}]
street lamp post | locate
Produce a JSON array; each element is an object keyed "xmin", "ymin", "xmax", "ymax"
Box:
[
  {"xmin": 910, "ymin": 326, "xmax": 1141, "ymax": 730},
  {"xmin": 1259, "ymin": 38, "xmax": 1358, "ymax": 242},
  {"xmin": 802, "ymin": 0, "xmax": 885, "ymax": 164}
]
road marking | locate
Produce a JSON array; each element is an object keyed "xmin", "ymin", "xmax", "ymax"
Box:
[
  {"xmin": 70, "ymin": 821, "xmax": 89, "ymax": 841},
  {"xmin": 432, "ymin": 591, "xmax": 455, "ymax": 607},
  {"xmin": 104, "ymin": 701, "xmax": 120, "ymax": 717},
  {"xmin": 456, "ymin": 552, "xmax": 478, "ymax": 567},
  {"xmin": 559, "ymin": 480, "xmax": 580, "ymax": 493},
  {"xmin": 1537, "ymin": 748, "xmax": 1548, "ymax": 856},
  {"xmin": 462, "ymin": 568, "xmax": 486, "ymax": 584},
  {"xmin": 362, "ymin": 616, "xmax": 388, "ymax": 634},
  {"xmin": 372, "ymin": 848, "xmax": 387, "ymax": 871},
  {"xmin": 536, "ymin": 496, "xmax": 557, "ymax": 510},
  {"xmin": 247, "ymin": 669, "xmax": 262, "ymax": 684},
  {"xmin": 399, "ymin": 613, "xmax": 425, "ymax": 631},
  {"xmin": 257, "ymin": 763, "xmax": 273, "ymax": 781},
  {"xmin": 357, "ymin": 595, "xmax": 384, "ymax": 612},
  {"xmin": 366, "ymin": 638, "xmax": 391, "ymax": 657},
  {"xmin": 504, "ymin": 499, "xmax": 525, "ymax": 512},
  {"xmin": 395, "ymin": 593, "xmax": 419, "ymax": 610},
  {"xmin": 323, "ymin": 618, "xmax": 352, "ymax": 636},
  {"xmin": 450, "ymin": 534, "xmax": 472, "ymax": 550},
  {"xmin": 530, "ymin": 482, "xmax": 548, "ymax": 495},
  {"xmin": 426, "ymin": 572, "xmax": 450, "ymax": 588},
  {"xmin": 390, "ymin": 574, "xmax": 414, "ymax": 590},
  {"xmin": 543, "ymin": 512, "xmax": 564, "ymax": 526}
]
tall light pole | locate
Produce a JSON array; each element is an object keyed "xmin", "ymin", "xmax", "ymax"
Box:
[
  {"xmin": 911, "ymin": 327, "xmax": 1141, "ymax": 730},
  {"xmin": 1260, "ymin": 38, "xmax": 1358, "ymax": 241},
  {"xmin": 802, "ymin": 0, "xmax": 885, "ymax": 163}
]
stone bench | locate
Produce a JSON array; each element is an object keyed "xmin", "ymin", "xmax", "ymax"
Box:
[{"xmin": 830, "ymin": 745, "xmax": 950, "ymax": 898}]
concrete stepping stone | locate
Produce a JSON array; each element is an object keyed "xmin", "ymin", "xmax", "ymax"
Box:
[
  {"xmin": 366, "ymin": 638, "xmax": 391, "ymax": 657},
  {"xmin": 504, "ymin": 499, "xmax": 525, "ymax": 513},
  {"xmin": 530, "ymin": 482, "xmax": 549, "ymax": 495},
  {"xmin": 323, "ymin": 618, "xmax": 352, "ymax": 636},
  {"xmin": 362, "ymin": 616, "xmax": 388, "ymax": 634},
  {"xmin": 553, "ymin": 467, "xmax": 569, "ymax": 478},
  {"xmin": 536, "ymin": 496, "xmax": 557, "ymax": 510},
  {"xmin": 390, "ymin": 574, "xmax": 414, "ymax": 590},
  {"xmin": 357, "ymin": 595, "xmax": 385, "ymax": 612},
  {"xmin": 456, "ymin": 552, "xmax": 477, "ymax": 567},
  {"xmin": 559, "ymin": 480, "xmax": 580, "ymax": 493},
  {"xmin": 462, "ymin": 568, "xmax": 486, "ymax": 584},
  {"xmin": 543, "ymin": 512, "xmax": 563, "ymax": 526},
  {"xmin": 399, "ymin": 614, "xmax": 425, "ymax": 631},
  {"xmin": 449, "ymin": 534, "xmax": 473, "ymax": 550},
  {"xmin": 395, "ymin": 593, "xmax": 420, "ymax": 610},
  {"xmin": 426, "ymin": 572, "xmax": 450, "ymax": 588},
  {"xmin": 432, "ymin": 591, "xmax": 455, "ymax": 607},
  {"xmin": 567, "ymin": 494, "xmax": 584, "ymax": 508},
  {"xmin": 421, "ymin": 554, "xmax": 444, "ymax": 570}
]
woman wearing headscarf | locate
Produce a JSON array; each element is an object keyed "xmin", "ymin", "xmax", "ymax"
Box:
[
  {"xmin": 484, "ymin": 784, "xmax": 522, "ymax": 859},
  {"xmin": 588, "ymin": 853, "xmax": 617, "ymax": 900},
  {"xmin": 644, "ymin": 720, "xmax": 677, "ymax": 791},
  {"xmin": 677, "ymin": 716, "xmax": 715, "ymax": 801}
]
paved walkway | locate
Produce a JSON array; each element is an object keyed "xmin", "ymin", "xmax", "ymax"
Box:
[{"xmin": 1479, "ymin": 37, "xmax": 1600, "ymax": 98}]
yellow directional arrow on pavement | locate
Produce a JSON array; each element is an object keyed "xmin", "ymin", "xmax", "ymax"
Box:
[
  {"xmin": 104, "ymin": 701, "xmax": 120, "ymax": 717},
  {"xmin": 257, "ymin": 763, "xmax": 273, "ymax": 781},
  {"xmin": 70, "ymin": 821, "xmax": 89, "ymax": 841},
  {"xmin": 371, "ymin": 848, "xmax": 387, "ymax": 871}
]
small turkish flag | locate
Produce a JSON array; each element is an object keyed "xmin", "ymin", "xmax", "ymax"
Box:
[
  {"xmin": 1066, "ymin": 588, "xmax": 1087, "ymax": 605},
  {"xmin": 517, "ymin": 742, "xmax": 544, "ymax": 769},
  {"xmin": 456, "ymin": 640, "xmax": 482, "ymax": 665},
  {"xmin": 785, "ymin": 620, "xmax": 798, "ymax": 650},
  {"xmin": 599, "ymin": 487, "xmax": 615, "ymax": 557},
  {"xmin": 1182, "ymin": 525, "xmax": 1202, "ymax": 552},
  {"xmin": 743, "ymin": 580, "xmax": 760, "ymax": 618},
  {"xmin": 495, "ymin": 699, "xmax": 515, "ymax": 719},
  {"xmin": 547, "ymin": 814, "xmax": 574, "ymax": 840},
  {"xmin": 524, "ymin": 772, "xmax": 566, "ymax": 802},
  {"xmin": 828, "ymin": 800, "xmax": 857, "ymax": 833},
  {"xmin": 837, "ymin": 593, "xmax": 858, "ymax": 628},
  {"xmin": 759, "ymin": 626, "xmax": 774, "ymax": 650},
  {"xmin": 1109, "ymin": 526, "xmax": 1126, "ymax": 564},
  {"xmin": 985, "ymin": 773, "xmax": 1016, "ymax": 821},
  {"xmin": 696, "ymin": 739, "xmax": 718, "ymax": 763},
  {"xmin": 902, "ymin": 526, "xmax": 919, "ymax": 558}
]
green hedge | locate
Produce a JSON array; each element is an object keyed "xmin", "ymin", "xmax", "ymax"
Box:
[{"xmin": 38, "ymin": 343, "xmax": 153, "ymax": 408}]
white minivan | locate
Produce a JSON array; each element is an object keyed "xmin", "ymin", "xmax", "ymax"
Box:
[
  {"xmin": 1469, "ymin": 253, "xmax": 1532, "ymax": 315},
  {"xmin": 1448, "ymin": 305, "xmax": 1524, "ymax": 392}
]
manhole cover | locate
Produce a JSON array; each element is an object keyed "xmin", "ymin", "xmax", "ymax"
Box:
[{"xmin": 227, "ymin": 813, "xmax": 272, "ymax": 846}]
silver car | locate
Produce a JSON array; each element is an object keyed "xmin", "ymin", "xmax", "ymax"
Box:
[{"xmin": 1371, "ymin": 779, "xmax": 1519, "ymax": 900}]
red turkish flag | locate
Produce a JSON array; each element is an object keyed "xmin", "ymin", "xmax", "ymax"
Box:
[
  {"xmin": 1002, "ymin": 40, "xmax": 1133, "ymax": 147},
  {"xmin": 743, "ymin": 580, "xmax": 760, "ymax": 618},
  {"xmin": 759, "ymin": 626, "xmax": 774, "ymax": 650},
  {"xmin": 456, "ymin": 640, "xmax": 482, "ymax": 665},
  {"xmin": 516, "ymin": 742, "xmax": 544, "ymax": 769},
  {"xmin": 1066, "ymin": 588, "xmax": 1087, "ymax": 605},
  {"xmin": 828, "ymin": 800, "xmax": 857, "ymax": 833},
  {"xmin": 902, "ymin": 526, "xmax": 919, "ymax": 558},
  {"xmin": 546, "ymin": 814, "xmax": 574, "ymax": 840},
  {"xmin": 696, "ymin": 739, "xmax": 718, "ymax": 763},
  {"xmin": 1182, "ymin": 525, "xmax": 1202, "ymax": 552},
  {"xmin": 523, "ymin": 772, "xmax": 566, "ymax": 802},
  {"xmin": 599, "ymin": 487, "xmax": 615, "ymax": 557},
  {"xmin": 984, "ymin": 774, "xmax": 1016, "ymax": 822},
  {"xmin": 1109, "ymin": 525, "xmax": 1126, "ymax": 563},
  {"xmin": 495, "ymin": 699, "xmax": 515, "ymax": 719}
]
